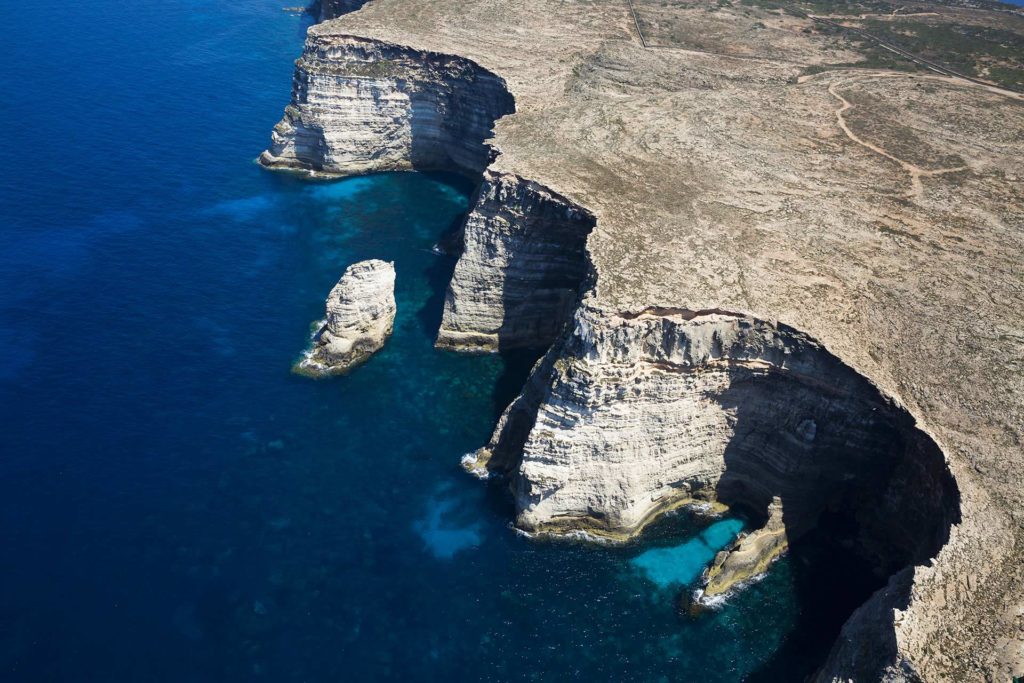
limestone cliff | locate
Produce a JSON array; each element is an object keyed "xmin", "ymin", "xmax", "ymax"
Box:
[
  {"xmin": 486, "ymin": 303, "xmax": 957, "ymax": 566},
  {"xmin": 295, "ymin": 259, "xmax": 396, "ymax": 376},
  {"xmin": 259, "ymin": 35, "xmax": 513, "ymax": 177},
  {"xmin": 436, "ymin": 171, "xmax": 595, "ymax": 352},
  {"xmin": 267, "ymin": 1, "xmax": 1024, "ymax": 678}
]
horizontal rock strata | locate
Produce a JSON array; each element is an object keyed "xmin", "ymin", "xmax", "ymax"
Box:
[
  {"xmin": 259, "ymin": 35, "xmax": 513, "ymax": 177},
  {"xmin": 267, "ymin": 1, "xmax": 1024, "ymax": 677},
  {"xmin": 486, "ymin": 302, "xmax": 962, "ymax": 680},
  {"xmin": 295, "ymin": 259, "xmax": 396, "ymax": 376},
  {"xmin": 488, "ymin": 304, "xmax": 958, "ymax": 563},
  {"xmin": 436, "ymin": 171, "xmax": 595, "ymax": 352}
]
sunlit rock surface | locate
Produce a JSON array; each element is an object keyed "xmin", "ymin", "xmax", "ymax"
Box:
[
  {"xmin": 259, "ymin": 35, "xmax": 513, "ymax": 177},
  {"xmin": 702, "ymin": 496, "xmax": 788, "ymax": 599},
  {"xmin": 265, "ymin": 0, "xmax": 1024, "ymax": 678},
  {"xmin": 436, "ymin": 171, "xmax": 595, "ymax": 352},
  {"xmin": 295, "ymin": 259, "xmax": 395, "ymax": 376}
]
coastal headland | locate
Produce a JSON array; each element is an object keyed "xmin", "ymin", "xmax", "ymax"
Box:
[{"xmin": 262, "ymin": 0, "xmax": 1024, "ymax": 679}]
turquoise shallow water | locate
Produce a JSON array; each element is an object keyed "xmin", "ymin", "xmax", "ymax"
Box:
[
  {"xmin": 632, "ymin": 519, "xmax": 746, "ymax": 588},
  {"xmin": 0, "ymin": 1, "xmax": 880, "ymax": 680}
]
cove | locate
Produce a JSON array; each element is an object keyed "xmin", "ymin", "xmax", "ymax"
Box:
[
  {"xmin": 0, "ymin": 0, "xmax": 886, "ymax": 681},
  {"xmin": 631, "ymin": 518, "xmax": 745, "ymax": 589}
]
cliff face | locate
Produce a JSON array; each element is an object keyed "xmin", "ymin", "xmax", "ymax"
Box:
[
  {"xmin": 477, "ymin": 301, "xmax": 961, "ymax": 679},
  {"xmin": 436, "ymin": 171, "xmax": 595, "ymax": 352},
  {"xmin": 266, "ymin": 1, "xmax": 1024, "ymax": 678},
  {"xmin": 295, "ymin": 259, "xmax": 396, "ymax": 376},
  {"xmin": 485, "ymin": 304, "xmax": 958, "ymax": 561},
  {"xmin": 259, "ymin": 35, "xmax": 514, "ymax": 177}
]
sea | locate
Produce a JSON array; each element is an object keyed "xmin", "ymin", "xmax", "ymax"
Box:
[{"xmin": 0, "ymin": 1, "xmax": 879, "ymax": 680}]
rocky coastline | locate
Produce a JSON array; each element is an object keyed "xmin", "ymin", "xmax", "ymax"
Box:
[
  {"xmin": 264, "ymin": 1, "xmax": 1024, "ymax": 679},
  {"xmin": 258, "ymin": 35, "xmax": 513, "ymax": 178}
]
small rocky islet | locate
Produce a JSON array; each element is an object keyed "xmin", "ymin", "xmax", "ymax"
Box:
[
  {"xmin": 294, "ymin": 259, "xmax": 396, "ymax": 377},
  {"xmin": 263, "ymin": 0, "xmax": 1024, "ymax": 679}
]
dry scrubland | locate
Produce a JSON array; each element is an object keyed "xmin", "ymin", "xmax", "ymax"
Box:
[{"xmin": 269, "ymin": 0, "xmax": 1024, "ymax": 678}]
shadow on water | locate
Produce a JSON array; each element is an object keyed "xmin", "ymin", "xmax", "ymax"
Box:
[
  {"xmin": 743, "ymin": 527, "xmax": 891, "ymax": 682},
  {"xmin": 418, "ymin": 244, "xmax": 458, "ymax": 339},
  {"xmin": 410, "ymin": 171, "xmax": 477, "ymax": 340}
]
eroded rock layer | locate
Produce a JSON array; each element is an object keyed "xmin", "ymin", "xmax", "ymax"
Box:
[
  {"xmin": 703, "ymin": 496, "xmax": 788, "ymax": 598},
  {"xmin": 267, "ymin": 0, "xmax": 1024, "ymax": 677},
  {"xmin": 259, "ymin": 35, "xmax": 513, "ymax": 177},
  {"xmin": 486, "ymin": 302, "xmax": 961, "ymax": 678},
  {"xmin": 492, "ymin": 304, "xmax": 957, "ymax": 562},
  {"xmin": 295, "ymin": 259, "xmax": 396, "ymax": 376},
  {"xmin": 436, "ymin": 171, "xmax": 595, "ymax": 352}
]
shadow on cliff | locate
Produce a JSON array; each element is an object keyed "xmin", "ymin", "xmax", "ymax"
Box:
[
  {"xmin": 709, "ymin": 351, "xmax": 959, "ymax": 681},
  {"xmin": 490, "ymin": 348, "xmax": 545, "ymax": 421},
  {"xmin": 492, "ymin": 188, "xmax": 595, "ymax": 351},
  {"xmin": 307, "ymin": 0, "xmax": 370, "ymax": 22}
]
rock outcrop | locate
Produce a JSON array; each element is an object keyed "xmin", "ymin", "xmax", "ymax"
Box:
[
  {"xmin": 483, "ymin": 304, "xmax": 958, "ymax": 567},
  {"xmin": 268, "ymin": 0, "xmax": 1024, "ymax": 678},
  {"xmin": 295, "ymin": 259, "xmax": 396, "ymax": 376},
  {"xmin": 436, "ymin": 171, "xmax": 595, "ymax": 352},
  {"xmin": 702, "ymin": 496, "xmax": 788, "ymax": 598},
  {"xmin": 259, "ymin": 35, "xmax": 513, "ymax": 177}
]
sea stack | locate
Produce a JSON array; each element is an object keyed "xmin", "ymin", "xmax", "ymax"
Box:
[
  {"xmin": 295, "ymin": 259, "xmax": 396, "ymax": 377},
  {"xmin": 702, "ymin": 497, "xmax": 788, "ymax": 600}
]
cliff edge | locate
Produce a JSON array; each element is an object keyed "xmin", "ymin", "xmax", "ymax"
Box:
[{"xmin": 264, "ymin": 0, "xmax": 1024, "ymax": 679}]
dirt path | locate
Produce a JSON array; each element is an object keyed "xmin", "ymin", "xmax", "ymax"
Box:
[{"xmin": 828, "ymin": 78, "xmax": 969, "ymax": 200}]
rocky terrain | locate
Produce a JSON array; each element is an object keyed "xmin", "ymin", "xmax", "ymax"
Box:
[
  {"xmin": 265, "ymin": 0, "xmax": 1024, "ymax": 679},
  {"xmin": 313, "ymin": 0, "xmax": 369, "ymax": 22},
  {"xmin": 436, "ymin": 171, "xmax": 595, "ymax": 351},
  {"xmin": 294, "ymin": 259, "xmax": 395, "ymax": 376},
  {"xmin": 703, "ymin": 496, "xmax": 789, "ymax": 599},
  {"xmin": 259, "ymin": 35, "xmax": 513, "ymax": 176}
]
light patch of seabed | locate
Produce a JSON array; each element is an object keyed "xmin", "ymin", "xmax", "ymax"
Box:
[
  {"xmin": 202, "ymin": 194, "xmax": 277, "ymax": 222},
  {"xmin": 304, "ymin": 176, "xmax": 376, "ymax": 203},
  {"xmin": 630, "ymin": 518, "xmax": 745, "ymax": 589},
  {"xmin": 413, "ymin": 485, "xmax": 484, "ymax": 560}
]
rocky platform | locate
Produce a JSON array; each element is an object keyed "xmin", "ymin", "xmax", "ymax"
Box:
[
  {"xmin": 264, "ymin": 0, "xmax": 1024, "ymax": 679},
  {"xmin": 295, "ymin": 259, "xmax": 396, "ymax": 376}
]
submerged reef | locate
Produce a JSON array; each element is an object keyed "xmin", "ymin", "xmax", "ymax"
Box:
[
  {"xmin": 294, "ymin": 259, "xmax": 395, "ymax": 377},
  {"xmin": 266, "ymin": 1, "xmax": 1024, "ymax": 679}
]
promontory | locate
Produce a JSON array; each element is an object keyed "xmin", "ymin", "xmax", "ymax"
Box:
[{"xmin": 262, "ymin": 0, "xmax": 1024, "ymax": 679}]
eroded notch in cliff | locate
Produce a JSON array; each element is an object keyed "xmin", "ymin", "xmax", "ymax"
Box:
[{"xmin": 471, "ymin": 305, "xmax": 961, "ymax": 677}]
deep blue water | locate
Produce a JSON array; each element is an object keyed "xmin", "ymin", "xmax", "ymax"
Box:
[{"xmin": 0, "ymin": 1, "xmax": 868, "ymax": 681}]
